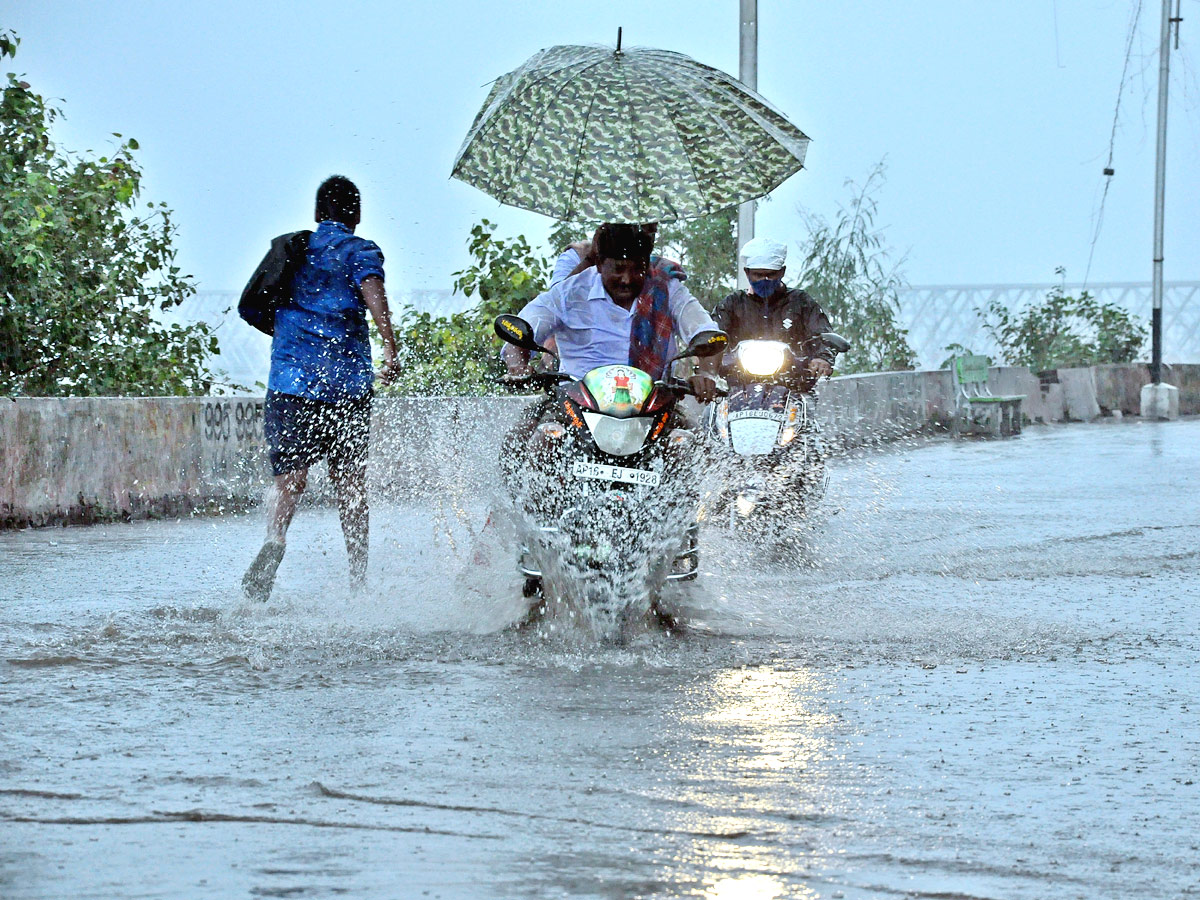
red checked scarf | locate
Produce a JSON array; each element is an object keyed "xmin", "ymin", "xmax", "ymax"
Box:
[{"xmin": 628, "ymin": 255, "xmax": 685, "ymax": 379}]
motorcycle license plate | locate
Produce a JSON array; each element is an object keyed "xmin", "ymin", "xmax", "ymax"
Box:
[
  {"xmin": 572, "ymin": 461, "xmax": 661, "ymax": 487},
  {"xmin": 728, "ymin": 409, "xmax": 786, "ymax": 423}
]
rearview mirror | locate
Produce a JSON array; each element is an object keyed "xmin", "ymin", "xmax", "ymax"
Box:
[
  {"xmin": 685, "ymin": 330, "xmax": 728, "ymax": 358},
  {"xmin": 494, "ymin": 315, "xmax": 544, "ymax": 353},
  {"xmin": 663, "ymin": 329, "xmax": 728, "ymax": 370},
  {"xmin": 820, "ymin": 332, "xmax": 851, "ymax": 354}
]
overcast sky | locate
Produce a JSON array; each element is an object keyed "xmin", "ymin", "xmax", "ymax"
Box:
[{"xmin": 8, "ymin": 0, "xmax": 1200, "ymax": 294}]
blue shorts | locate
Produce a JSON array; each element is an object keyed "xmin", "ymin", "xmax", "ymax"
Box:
[{"xmin": 263, "ymin": 389, "xmax": 372, "ymax": 477}]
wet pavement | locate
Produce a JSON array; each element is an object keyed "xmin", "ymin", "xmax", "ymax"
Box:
[{"xmin": 2, "ymin": 420, "xmax": 1198, "ymax": 899}]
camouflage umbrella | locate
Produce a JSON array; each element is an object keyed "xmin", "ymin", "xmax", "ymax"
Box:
[{"xmin": 450, "ymin": 42, "xmax": 810, "ymax": 223}]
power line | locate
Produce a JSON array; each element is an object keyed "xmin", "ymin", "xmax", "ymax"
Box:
[{"xmin": 1084, "ymin": 0, "xmax": 1146, "ymax": 288}]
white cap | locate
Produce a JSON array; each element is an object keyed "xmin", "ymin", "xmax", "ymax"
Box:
[{"xmin": 740, "ymin": 237, "xmax": 787, "ymax": 270}]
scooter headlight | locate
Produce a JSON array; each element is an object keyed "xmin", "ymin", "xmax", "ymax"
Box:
[{"xmin": 735, "ymin": 340, "xmax": 788, "ymax": 377}]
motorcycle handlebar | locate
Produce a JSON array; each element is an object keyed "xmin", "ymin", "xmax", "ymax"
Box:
[
  {"xmin": 496, "ymin": 372, "xmax": 731, "ymax": 400},
  {"xmin": 719, "ymin": 350, "xmax": 830, "ymax": 388},
  {"xmin": 658, "ymin": 378, "xmax": 729, "ymax": 400}
]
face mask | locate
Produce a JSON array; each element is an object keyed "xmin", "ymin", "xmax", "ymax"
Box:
[{"xmin": 749, "ymin": 278, "xmax": 782, "ymax": 298}]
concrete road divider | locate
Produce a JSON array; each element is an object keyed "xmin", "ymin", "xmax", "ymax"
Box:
[{"xmin": 3, "ymin": 363, "xmax": 1196, "ymax": 527}]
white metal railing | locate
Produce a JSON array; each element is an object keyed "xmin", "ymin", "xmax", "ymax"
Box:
[{"xmin": 181, "ymin": 282, "xmax": 1199, "ymax": 386}]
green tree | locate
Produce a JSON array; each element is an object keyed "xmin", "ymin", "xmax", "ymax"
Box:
[
  {"xmin": 547, "ymin": 218, "xmax": 590, "ymax": 255},
  {"xmin": 657, "ymin": 208, "xmax": 737, "ymax": 310},
  {"xmin": 384, "ymin": 220, "xmax": 548, "ymax": 396},
  {"xmin": 792, "ymin": 165, "xmax": 917, "ymax": 374},
  {"xmin": 0, "ymin": 31, "xmax": 218, "ymax": 396},
  {"xmin": 979, "ymin": 270, "xmax": 1146, "ymax": 372}
]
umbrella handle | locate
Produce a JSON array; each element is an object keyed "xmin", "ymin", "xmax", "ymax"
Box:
[{"xmin": 616, "ymin": 27, "xmax": 622, "ymax": 53}]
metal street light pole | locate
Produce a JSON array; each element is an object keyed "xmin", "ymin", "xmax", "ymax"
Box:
[
  {"xmin": 1141, "ymin": 0, "xmax": 1184, "ymax": 418},
  {"xmin": 1150, "ymin": 0, "xmax": 1174, "ymax": 384},
  {"xmin": 737, "ymin": 0, "xmax": 757, "ymax": 290}
]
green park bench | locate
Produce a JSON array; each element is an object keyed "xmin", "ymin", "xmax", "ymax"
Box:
[{"xmin": 950, "ymin": 354, "xmax": 1025, "ymax": 437}]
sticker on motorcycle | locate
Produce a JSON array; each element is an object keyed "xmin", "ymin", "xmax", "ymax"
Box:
[
  {"xmin": 572, "ymin": 460, "xmax": 661, "ymax": 487},
  {"xmin": 581, "ymin": 365, "xmax": 654, "ymax": 416}
]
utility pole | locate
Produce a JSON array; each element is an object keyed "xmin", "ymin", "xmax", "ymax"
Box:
[
  {"xmin": 737, "ymin": 0, "xmax": 757, "ymax": 290},
  {"xmin": 1142, "ymin": 0, "xmax": 1183, "ymax": 417}
]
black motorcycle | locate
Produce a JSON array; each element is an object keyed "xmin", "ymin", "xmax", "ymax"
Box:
[
  {"xmin": 494, "ymin": 314, "xmax": 726, "ymax": 639},
  {"xmin": 701, "ymin": 332, "xmax": 850, "ymax": 532}
]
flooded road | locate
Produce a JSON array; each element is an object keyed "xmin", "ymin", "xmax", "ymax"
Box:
[{"xmin": 2, "ymin": 421, "xmax": 1198, "ymax": 899}]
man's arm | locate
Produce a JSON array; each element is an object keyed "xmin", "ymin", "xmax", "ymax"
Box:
[
  {"xmin": 667, "ymin": 280, "xmax": 722, "ymax": 401},
  {"xmin": 798, "ymin": 291, "xmax": 836, "ymax": 376},
  {"xmin": 549, "ymin": 247, "xmax": 582, "ymax": 288},
  {"xmin": 548, "ymin": 235, "xmax": 599, "ymax": 288},
  {"xmin": 361, "ymin": 276, "xmax": 399, "ymax": 383},
  {"xmin": 564, "ymin": 242, "xmax": 595, "ymax": 278},
  {"xmin": 501, "ymin": 288, "xmax": 562, "ymax": 375}
]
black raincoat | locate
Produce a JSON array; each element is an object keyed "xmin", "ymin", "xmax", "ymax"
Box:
[{"xmin": 711, "ymin": 286, "xmax": 837, "ymax": 365}]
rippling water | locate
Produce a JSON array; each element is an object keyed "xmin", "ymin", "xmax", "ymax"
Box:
[{"xmin": 2, "ymin": 421, "xmax": 1197, "ymax": 899}]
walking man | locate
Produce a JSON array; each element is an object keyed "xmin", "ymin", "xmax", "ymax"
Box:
[{"xmin": 242, "ymin": 175, "xmax": 399, "ymax": 602}]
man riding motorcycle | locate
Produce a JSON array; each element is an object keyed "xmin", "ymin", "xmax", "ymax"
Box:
[
  {"xmin": 711, "ymin": 237, "xmax": 837, "ymax": 385},
  {"xmin": 705, "ymin": 237, "xmax": 845, "ymax": 532},
  {"xmin": 497, "ymin": 223, "xmax": 725, "ymax": 628}
]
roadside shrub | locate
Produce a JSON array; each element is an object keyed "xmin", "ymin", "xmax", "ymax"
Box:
[
  {"xmin": 657, "ymin": 208, "xmax": 737, "ymax": 310},
  {"xmin": 382, "ymin": 220, "xmax": 548, "ymax": 396},
  {"xmin": 979, "ymin": 270, "xmax": 1146, "ymax": 372},
  {"xmin": 0, "ymin": 31, "xmax": 219, "ymax": 396}
]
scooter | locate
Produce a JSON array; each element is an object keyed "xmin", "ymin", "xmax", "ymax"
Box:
[
  {"xmin": 702, "ymin": 332, "xmax": 850, "ymax": 531},
  {"xmin": 494, "ymin": 314, "xmax": 726, "ymax": 638}
]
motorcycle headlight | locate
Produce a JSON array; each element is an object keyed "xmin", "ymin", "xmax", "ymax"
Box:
[
  {"xmin": 582, "ymin": 412, "xmax": 653, "ymax": 456},
  {"xmin": 735, "ymin": 341, "xmax": 788, "ymax": 377}
]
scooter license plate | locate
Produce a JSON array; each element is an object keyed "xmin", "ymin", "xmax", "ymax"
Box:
[{"xmin": 572, "ymin": 461, "xmax": 661, "ymax": 487}]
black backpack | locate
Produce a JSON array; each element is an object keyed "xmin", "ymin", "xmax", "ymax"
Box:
[{"xmin": 238, "ymin": 230, "xmax": 312, "ymax": 335}]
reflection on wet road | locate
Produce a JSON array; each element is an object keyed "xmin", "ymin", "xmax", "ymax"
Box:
[{"xmin": 2, "ymin": 421, "xmax": 1198, "ymax": 899}]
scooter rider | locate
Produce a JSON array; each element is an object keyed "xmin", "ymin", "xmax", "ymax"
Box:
[{"xmin": 711, "ymin": 237, "xmax": 836, "ymax": 386}]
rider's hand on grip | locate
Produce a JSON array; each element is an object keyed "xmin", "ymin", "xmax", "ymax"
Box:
[
  {"xmin": 806, "ymin": 358, "xmax": 833, "ymax": 379},
  {"xmin": 688, "ymin": 373, "xmax": 719, "ymax": 403}
]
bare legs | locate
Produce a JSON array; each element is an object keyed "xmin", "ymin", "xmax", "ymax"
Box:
[
  {"xmin": 267, "ymin": 468, "xmax": 308, "ymax": 543},
  {"xmin": 330, "ymin": 458, "xmax": 368, "ymax": 585},
  {"xmin": 247, "ymin": 392, "xmax": 372, "ymax": 601},
  {"xmin": 243, "ymin": 469, "xmax": 306, "ymax": 602},
  {"xmin": 244, "ymin": 463, "xmax": 369, "ymax": 599}
]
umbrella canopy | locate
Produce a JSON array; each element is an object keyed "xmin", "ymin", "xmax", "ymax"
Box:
[{"xmin": 451, "ymin": 43, "xmax": 810, "ymax": 223}]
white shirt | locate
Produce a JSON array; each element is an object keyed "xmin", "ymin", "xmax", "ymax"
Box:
[
  {"xmin": 549, "ymin": 248, "xmax": 583, "ymax": 287},
  {"xmin": 517, "ymin": 267, "xmax": 717, "ymax": 379}
]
